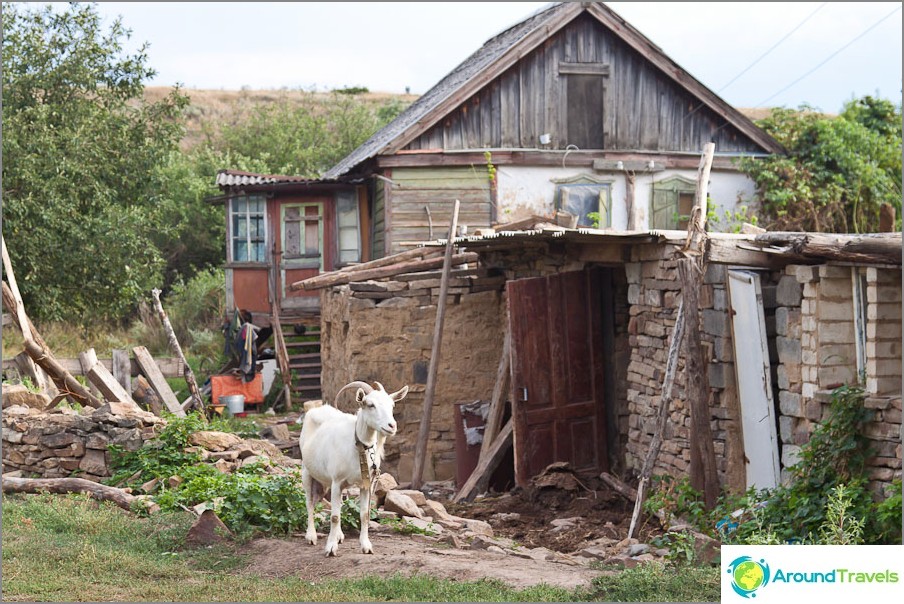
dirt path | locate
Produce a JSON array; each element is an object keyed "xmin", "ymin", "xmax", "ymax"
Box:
[{"xmin": 241, "ymin": 528, "xmax": 606, "ymax": 590}]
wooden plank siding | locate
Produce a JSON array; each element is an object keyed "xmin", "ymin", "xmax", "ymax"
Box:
[
  {"xmin": 386, "ymin": 167, "xmax": 492, "ymax": 252},
  {"xmin": 406, "ymin": 14, "xmax": 762, "ymax": 155}
]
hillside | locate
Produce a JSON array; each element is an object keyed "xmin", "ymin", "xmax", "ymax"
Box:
[
  {"xmin": 146, "ymin": 86, "xmax": 780, "ymax": 154},
  {"xmin": 143, "ymin": 86, "xmax": 419, "ymax": 151}
]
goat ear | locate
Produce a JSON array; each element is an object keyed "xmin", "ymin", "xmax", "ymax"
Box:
[
  {"xmin": 390, "ymin": 385, "xmax": 409, "ymax": 402},
  {"xmin": 356, "ymin": 388, "xmax": 366, "ymax": 405}
]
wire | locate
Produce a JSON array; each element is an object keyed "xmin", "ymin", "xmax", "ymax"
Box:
[
  {"xmin": 717, "ymin": 3, "xmax": 827, "ymax": 95},
  {"xmin": 754, "ymin": 4, "xmax": 902, "ymax": 109}
]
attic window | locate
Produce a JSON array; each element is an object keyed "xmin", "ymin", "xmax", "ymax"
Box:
[
  {"xmin": 560, "ymin": 62, "xmax": 609, "ymax": 150},
  {"xmin": 553, "ymin": 175, "xmax": 613, "ymax": 228}
]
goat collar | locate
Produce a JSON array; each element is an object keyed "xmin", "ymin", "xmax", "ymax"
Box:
[{"xmin": 355, "ymin": 416, "xmax": 379, "ymax": 480}]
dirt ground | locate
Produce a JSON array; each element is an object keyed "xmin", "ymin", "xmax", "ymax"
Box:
[{"xmin": 239, "ymin": 470, "xmax": 666, "ymax": 590}]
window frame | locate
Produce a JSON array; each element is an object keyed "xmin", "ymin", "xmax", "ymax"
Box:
[
  {"xmin": 650, "ymin": 175, "xmax": 698, "ymax": 231},
  {"xmin": 227, "ymin": 195, "xmax": 268, "ymax": 265},
  {"xmin": 336, "ymin": 189, "xmax": 361, "ymax": 266},
  {"xmin": 552, "ymin": 174, "xmax": 614, "ymax": 228},
  {"xmin": 281, "ymin": 202, "xmax": 324, "ymax": 272}
]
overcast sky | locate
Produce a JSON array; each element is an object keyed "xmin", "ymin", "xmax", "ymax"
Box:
[{"xmin": 64, "ymin": 2, "xmax": 904, "ymax": 113}]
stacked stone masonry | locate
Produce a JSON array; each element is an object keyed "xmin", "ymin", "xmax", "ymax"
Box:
[{"xmin": 2, "ymin": 403, "xmax": 163, "ymax": 481}]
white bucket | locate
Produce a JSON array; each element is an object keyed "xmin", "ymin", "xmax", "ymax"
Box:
[{"xmin": 219, "ymin": 395, "xmax": 245, "ymax": 416}]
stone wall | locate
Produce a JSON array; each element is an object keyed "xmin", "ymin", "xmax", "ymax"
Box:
[
  {"xmin": 319, "ymin": 270, "xmax": 507, "ymax": 482},
  {"xmin": 774, "ymin": 264, "xmax": 902, "ymax": 495},
  {"xmin": 2, "ymin": 403, "xmax": 163, "ymax": 480}
]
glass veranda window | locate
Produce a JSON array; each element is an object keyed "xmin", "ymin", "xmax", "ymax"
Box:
[{"xmin": 230, "ymin": 195, "xmax": 267, "ymax": 263}]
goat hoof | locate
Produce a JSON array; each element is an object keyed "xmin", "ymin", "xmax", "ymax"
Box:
[
  {"xmin": 305, "ymin": 531, "xmax": 317, "ymax": 546},
  {"xmin": 360, "ymin": 542, "xmax": 373, "ymax": 554}
]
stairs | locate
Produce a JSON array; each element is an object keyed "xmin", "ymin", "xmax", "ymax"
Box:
[{"xmin": 280, "ymin": 317, "xmax": 322, "ymax": 402}]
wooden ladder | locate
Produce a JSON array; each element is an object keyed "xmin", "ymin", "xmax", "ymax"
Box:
[{"xmin": 281, "ymin": 317, "xmax": 322, "ymax": 402}]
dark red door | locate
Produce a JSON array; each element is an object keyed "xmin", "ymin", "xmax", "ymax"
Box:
[{"xmin": 508, "ymin": 269, "xmax": 608, "ymax": 486}]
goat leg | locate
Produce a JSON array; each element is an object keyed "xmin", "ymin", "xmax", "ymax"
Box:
[
  {"xmin": 359, "ymin": 483, "xmax": 374, "ymax": 554},
  {"xmin": 325, "ymin": 482, "xmax": 344, "ymax": 556},
  {"xmin": 302, "ymin": 468, "xmax": 318, "ymax": 546}
]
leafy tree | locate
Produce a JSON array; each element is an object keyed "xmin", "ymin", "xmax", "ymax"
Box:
[
  {"xmin": 2, "ymin": 2, "xmax": 189, "ymax": 323},
  {"xmin": 737, "ymin": 96, "xmax": 902, "ymax": 233},
  {"xmin": 207, "ymin": 91, "xmax": 406, "ymax": 178}
]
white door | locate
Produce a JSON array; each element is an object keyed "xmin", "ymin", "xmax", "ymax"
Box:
[{"xmin": 727, "ymin": 270, "xmax": 781, "ymax": 490}]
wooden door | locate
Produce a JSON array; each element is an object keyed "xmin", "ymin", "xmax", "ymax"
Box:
[
  {"xmin": 508, "ymin": 269, "xmax": 609, "ymax": 487},
  {"xmin": 727, "ymin": 270, "xmax": 781, "ymax": 490}
]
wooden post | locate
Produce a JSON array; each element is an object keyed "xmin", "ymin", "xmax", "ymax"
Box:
[
  {"xmin": 112, "ymin": 349, "xmax": 131, "ymax": 393},
  {"xmin": 625, "ymin": 171, "xmax": 637, "ymax": 230},
  {"xmin": 411, "ymin": 200, "xmax": 461, "ymax": 490},
  {"xmin": 151, "ymin": 288, "xmax": 204, "ymax": 414},
  {"xmin": 452, "ymin": 419, "xmax": 513, "ymax": 503},
  {"xmin": 86, "ymin": 362, "xmax": 140, "ymax": 408}
]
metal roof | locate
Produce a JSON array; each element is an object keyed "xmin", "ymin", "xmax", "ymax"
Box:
[{"xmin": 215, "ymin": 170, "xmax": 320, "ymax": 188}]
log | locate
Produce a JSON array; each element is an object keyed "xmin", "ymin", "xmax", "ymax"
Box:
[
  {"xmin": 599, "ymin": 471, "xmax": 638, "ymax": 501},
  {"xmin": 335, "ymin": 246, "xmax": 444, "ymax": 274},
  {"xmin": 679, "ymin": 258, "xmax": 719, "ymax": 508},
  {"xmin": 291, "ymin": 251, "xmax": 478, "ymax": 291},
  {"xmin": 753, "ymin": 232, "xmax": 902, "ymax": 264},
  {"xmin": 132, "ymin": 346, "xmax": 185, "ymax": 417},
  {"xmin": 452, "ymin": 419, "xmax": 513, "ymax": 503},
  {"xmin": 1, "ymin": 476, "xmax": 156, "ymax": 513},
  {"xmin": 411, "ymin": 200, "xmax": 460, "ymax": 490},
  {"xmin": 151, "ymin": 288, "xmax": 204, "ymax": 414},
  {"xmin": 480, "ymin": 326, "xmax": 511, "ymax": 459}
]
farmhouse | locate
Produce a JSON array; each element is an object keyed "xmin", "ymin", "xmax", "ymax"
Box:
[{"xmin": 214, "ymin": 1, "xmax": 902, "ymax": 496}]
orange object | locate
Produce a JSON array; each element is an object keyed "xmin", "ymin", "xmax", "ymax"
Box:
[{"xmin": 211, "ymin": 373, "xmax": 264, "ymax": 405}]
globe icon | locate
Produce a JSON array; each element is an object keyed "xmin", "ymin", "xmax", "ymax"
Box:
[{"xmin": 733, "ymin": 560, "xmax": 765, "ymax": 592}]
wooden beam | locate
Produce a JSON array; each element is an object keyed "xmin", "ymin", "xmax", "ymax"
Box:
[
  {"xmin": 480, "ymin": 326, "xmax": 511, "ymax": 459},
  {"xmin": 291, "ymin": 251, "xmax": 478, "ymax": 291},
  {"xmin": 151, "ymin": 288, "xmax": 204, "ymax": 414},
  {"xmin": 86, "ymin": 362, "xmax": 139, "ymax": 408},
  {"xmin": 132, "ymin": 346, "xmax": 186, "ymax": 417},
  {"xmin": 2, "ymin": 356, "xmax": 185, "ymax": 378},
  {"xmin": 411, "ymin": 200, "xmax": 460, "ymax": 490},
  {"xmin": 452, "ymin": 419, "xmax": 513, "ymax": 503},
  {"xmin": 112, "ymin": 349, "xmax": 131, "ymax": 394}
]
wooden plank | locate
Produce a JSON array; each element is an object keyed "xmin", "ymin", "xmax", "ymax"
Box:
[
  {"xmin": 112, "ymin": 349, "xmax": 131, "ymax": 393},
  {"xmin": 479, "ymin": 326, "xmax": 511, "ymax": 460},
  {"xmin": 292, "ymin": 252, "xmax": 478, "ymax": 291},
  {"xmin": 132, "ymin": 346, "xmax": 186, "ymax": 417},
  {"xmin": 86, "ymin": 362, "xmax": 139, "ymax": 407},
  {"xmin": 411, "ymin": 200, "xmax": 460, "ymax": 490},
  {"xmin": 2, "ymin": 356, "xmax": 184, "ymax": 378},
  {"xmin": 452, "ymin": 419, "xmax": 514, "ymax": 503}
]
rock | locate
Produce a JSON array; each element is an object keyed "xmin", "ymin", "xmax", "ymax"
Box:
[
  {"xmin": 626, "ymin": 543, "xmax": 650, "ymax": 556},
  {"xmin": 188, "ymin": 431, "xmax": 243, "ymax": 452},
  {"xmin": 615, "ymin": 537, "xmax": 639, "ymax": 549},
  {"xmin": 92, "ymin": 402, "xmax": 159, "ymax": 424},
  {"xmin": 186, "ymin": 510, "xmax": 232, "ymax": 547},
  {"xmin": 486, "ymin": 545, "xmax": 507, "ymax": 555},
  {"xmin": 260, "ymin": 424, "xmax": 291, "ymax": 441},
  {"xmin": 462, "ymin": 518, "xmax": 494, "ymax": 537},
  {"xmin": 550, "ymin": 516, "xmax": 582, "ymax": 528},
  {"xmin": 208, "ymin": 450, "xmax": 240, "ymax": 461},
  {"xmin": 403, "ymin": 516, "xmax": 442, "ymax": 535},
  {"xmin": 437, "ymin": 533, "xmax": 465, "ymax": 549},
  {"xmin": 373, "ymin": 473, "xmax": 398, "ymax": 504},
  {"xmin": 242, "ymin": 438, "xmax": 283, "ymax": 458},
  {"xmin": 167, "ymin": 475, "xmax": 183, "ymax": 489},
  {"xmin": 576, "ymin": 547, "xmax": 609, "ymax": 560},
  {"xmin": 383, "ymin": 490, "xmax": 424, "ymax": 519},
  {"xmin": 141, "ymin": 478, "xmax": 160, "ymax": 494},
  {"xmin": 78, "ymin": 449, "xmax": 107, "ymax": 475},
  {"xmin": 395, "ymin": 488, "xmax": 427, "ymax": 506},
  {"xmin": 421, "ymin": 500, "xmax": 463, "ymax": 529},
  {"xmin": 1, "ymin": 385, "xmax": 50, "ymax": 410},
  {"xmin": 490, "ymin": 512, "xmax": 521, "ymax": 523},
  {"xmin": 691, "ymin": 531, "xmax": 721, "ymax": 565},
  {"xmin": 213, "ymin": 459, "xmax": 233, "ymax": 473}
]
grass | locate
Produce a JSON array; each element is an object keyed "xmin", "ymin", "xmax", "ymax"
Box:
[
  {"xmin": 0, "ymin": 493, "xmax": 573, "ymax": 602},
  {"xmin": 2, "ymin": 493, "xmax": 721, "ymax": 602}
]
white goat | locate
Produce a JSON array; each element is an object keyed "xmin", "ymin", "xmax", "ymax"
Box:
[{"xmin": 299, "ymin": 380, "xmax": 408, "ymax": 556}]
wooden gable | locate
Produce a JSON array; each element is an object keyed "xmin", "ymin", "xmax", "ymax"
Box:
[{"xmin": 406, "ymin": 12, "xmax": 764, "ymax": 155}]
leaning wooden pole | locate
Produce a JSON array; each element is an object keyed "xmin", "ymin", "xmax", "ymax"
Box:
[
  {"xmin": 151, "ymin": 288, "xmax": 204, "ymax": 414},
  {"xmin": 411, "ymin": 200, "xmax": 461, "ymax": 490},
  {"xmin": 2, "ymin": 241, "xmax": 103, "ymax": 409}
]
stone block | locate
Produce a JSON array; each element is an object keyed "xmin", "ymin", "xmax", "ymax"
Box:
[
  {"xmin": 779, "ymin": 391, "xmax": 802, "ymax": 417},
  {"xmin": 776, "ymin": 276, "xmax": 803, "ymax": 306}
]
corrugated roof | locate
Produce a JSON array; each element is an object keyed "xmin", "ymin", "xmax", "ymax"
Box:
[
  {"xmin": 215, "ymin": 169, "xmax": 320, "ymax": 188},
  {"xmin": 323, "ymin": 1, "xmax": 782, "ymax": 180}
]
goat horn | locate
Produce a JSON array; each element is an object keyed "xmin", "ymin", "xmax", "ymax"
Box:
[
  {"xmin": 374, "ymin": 381, "xmax": 385, "ymax": 391},
  {"xmin": 335, "ymin": 381, "xmax": 374, "ymax": 400}
]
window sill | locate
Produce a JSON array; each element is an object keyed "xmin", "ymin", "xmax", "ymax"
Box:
[{"xmin": 226, "ymin": 262, "xmax": 268, "ymax": 269}]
